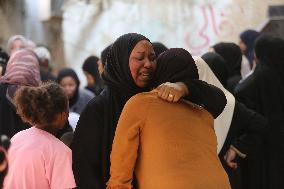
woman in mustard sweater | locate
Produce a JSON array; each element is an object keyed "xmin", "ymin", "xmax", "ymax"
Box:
[{"xmin": 107, "ymin": 48, "xmax": 231, "ymax": 189}]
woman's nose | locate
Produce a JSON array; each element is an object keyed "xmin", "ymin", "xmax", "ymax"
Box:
[{"xmin": 144, "ymin": 59, "xmax": 153, "ymax": 68}]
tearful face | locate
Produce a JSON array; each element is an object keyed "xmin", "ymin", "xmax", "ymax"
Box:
[{"xmin": 129, "ymin": 40, "xmax": 157, "ymax": 88}]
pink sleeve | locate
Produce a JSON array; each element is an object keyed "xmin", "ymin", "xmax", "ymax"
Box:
[{"xmin": 49, "ymin": 148, "xmax": 76, "ymax": 189}]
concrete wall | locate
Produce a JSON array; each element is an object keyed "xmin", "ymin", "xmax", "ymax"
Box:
[{"xmin": 1, "ymin": 0, "xmax": 283, "ymax": 85}]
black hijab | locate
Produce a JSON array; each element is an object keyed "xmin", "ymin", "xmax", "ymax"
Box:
[
  {"xmin": 57, "ymin": 68, "xmax": 80, "ymax": 107},
  {"xmin": 254, "ymin": 35, "xmax": 284, "ymax": 82},
  {"xmin": 102, "ymin": 33, "xmax": 150, "ymax": 97},
  {"xmin": 82, "ymin": 55, "xmax": 104, "ymax": 95},
  {"xmin": 93, "ymin": 33, "xmax": 152, "ymax": 187},
  {"xmin": 153, "ymin": 48, "xmax": 198, "ymax": 87},
  {"xmin": 152, "ymin": 42, "xmax": 168, "ymax": 57},
  {"xmin": 240, "ymin": 29, "xmax": 260, "ymax": 66},
  {"xmin": 255, "ymin": 35, "xmax": 284, "ymax": 68},
  {"xmin": 213, "ymin": 42, "xmax": 242, "ymax": 77},
  {"xmin": 201, "ymin": 52, "xmax": 229, "ymax": 87}
]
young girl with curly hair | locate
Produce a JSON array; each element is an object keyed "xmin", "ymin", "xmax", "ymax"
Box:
[{"xmin": 3, "ymin": 82, "xmax": 76, "ymax": 189}]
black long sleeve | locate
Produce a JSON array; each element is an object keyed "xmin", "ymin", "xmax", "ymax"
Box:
[
  {"xmin": 183, "ymin": 79, "xmax": 227, "ymax": 118},
  {"xmin": 71, "ymin": 97, "xmax": 105, "ymax": 189},
  {"xmin": 223, "ymin": 102, "xmax": 268, "ymax": 157}
]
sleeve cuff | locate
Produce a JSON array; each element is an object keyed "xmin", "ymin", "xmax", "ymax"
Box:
[{"xmin": 230, "ymin": 145, "xmax": 247, "ymax": 158}]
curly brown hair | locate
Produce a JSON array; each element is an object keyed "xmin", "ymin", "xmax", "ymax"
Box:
[{"xmin": 14, "ymin": 82, "xmax": 68, "ymax": 126}]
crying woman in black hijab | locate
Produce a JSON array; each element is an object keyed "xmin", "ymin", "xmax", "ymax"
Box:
[{"xmin": 82, "ymin": 55, "xmax": 104, "ymax": 95}]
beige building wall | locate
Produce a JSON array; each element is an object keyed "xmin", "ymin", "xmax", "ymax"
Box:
[{"xmin": 0, "ymin": 0, "xmax": 283, "ymax": 84}]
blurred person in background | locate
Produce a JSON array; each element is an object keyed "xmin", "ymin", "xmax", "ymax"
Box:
[
  {"xmin": 235, "ymin": 35, "xmax": 284, "ymax": 189},
  {"xmin": 98, "ymin": 44, "xmax": 112, "ymax": 75},
  {"xmin": 57, "ymin": 68, "xmax": 94, "ymax": 114},
  {"xmin": 82, "ymin": 55, "xmax": 104, "ymax": 95},
  {"xmin": 239, "ymin": 29, "xmax": 260, "ymax": 78},
  {"xmin": 34, "ymin": 46, "xmax": 56, "ymax": 82},
  {"xmin": 0, "ymin": 49, "xmax": 41, "ymax": 137},
  {"xmin": 212, "ymin": 42, "xmax": 242, "ymax": 93},
  {"xmin": 0, "ymin": 49, "xmax": 9, "ymax": 77},
  {"xmin": 6, "ymin": 35, "xmax": 28, "ymax": 56}
]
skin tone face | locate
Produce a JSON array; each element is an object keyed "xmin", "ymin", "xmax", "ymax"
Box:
[
  {"xmin": 59, "ymin": 76, "xmax": 77, "ymax": 99},
  {"xmin": 239, "ymin": 40, "xmax": 246, "ymax": 54},
  {"xmin": 11, "ymin": 39, "xmax": 26, "ymax": 54},
  {"xmin": 84, "ymin": 71, "xmax": 95, "ymax": 87},
  {"xmin": 129, "ymin": 40, "xmax": 157, "ymax": 88},
  {"xmin": 97, "ymin": 60, "xmax": 104, "ymax": 76}
]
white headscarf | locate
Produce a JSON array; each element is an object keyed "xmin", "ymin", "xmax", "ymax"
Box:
[{"xmin": 194, "ymin": 56, "xmax": 235, "ymax": 153}]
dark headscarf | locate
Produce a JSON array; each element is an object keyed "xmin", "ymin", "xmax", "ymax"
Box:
[
  {"xmin": 76, "ymin": 33, "xmax": 151, "ymax": 187},
  {"xmin": 57, "ymin": 68, "xmax": 80, "ymax": 107},
  {"xmin": 213, "ymin": 42, "xmax": 242, "ymax": 77},
  {"xmin": 100, "ymin": 44, "xmax": 112, "ymax": 66},
  {"xmin": 152, "ymin": 42, "xmax": 168, "ymax": 57},
  {"xmin": 254, "ymin": 35, "xmax": 284, "ymax": 68},
  {"xmin": 0, "ymin": 51, "xmax": 9, "ymax": 76},
  {"xmin": 82, "ymin": 55, "xmax": 104, "ymax": 95},
  {"xmin": 201, "ymin": 52, "xmax": 229, "ymax": 87},
  {"xmin": 102, "ymin": 33, "xmax": 150, "ymax": 97},
  {"xmin": 240, "ymin": 29, "xmax": 260, "ymax": 66},
  {"xmin": 153, "ymin": 48, "xmax": 198, "ymax": 87}
]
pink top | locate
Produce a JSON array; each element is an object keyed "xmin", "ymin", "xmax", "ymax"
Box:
[{"xmin": 3, "ymin": 127, "xmax": 76, "ymax": 189}]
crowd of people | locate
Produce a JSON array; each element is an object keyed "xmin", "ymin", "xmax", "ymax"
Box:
[{"xmin": 0, "ymin": 29, "xmax": 283, "ymax": 189}]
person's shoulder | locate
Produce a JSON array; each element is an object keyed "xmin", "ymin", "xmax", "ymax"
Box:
[
  {"xmin": 127, "ymin": 91, "xmax": 158, "ymax": 107},
  {"xmin": 11, "ymin": 127, "xmax": 33, "ymax": 141},
  {"xmin": 79, "ymin": 88, "xmax": 95, "ymax": 99},
  {"xmin": 79, "ymin": 88, "xmax": 109, "ymax": 116},
  {"xmin": 43, "ymin": 133, "xmax": 71, "ymax": 154}
]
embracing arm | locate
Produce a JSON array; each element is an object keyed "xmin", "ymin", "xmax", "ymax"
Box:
[
  {"xmin": 156, "ymin": 80, "xmax": 227, "ymax": 119},
  {"xmin": 71, "ymin": 98, "xmax": 104, "ymax": 189}
]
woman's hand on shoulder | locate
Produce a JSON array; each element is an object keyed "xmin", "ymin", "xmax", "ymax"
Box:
[{"xmin": 156, "ymin": 82, "xmax": 189, "ymax": 103}]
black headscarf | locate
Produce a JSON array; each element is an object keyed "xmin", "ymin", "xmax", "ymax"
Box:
[
  {"xmin": 82, "ymin": 55, "xmax": 104, "ymax": 95},
  {"xmin": 201, "ymin": 52, "xmax": 229, "ymax": 87},
  {"xmin": 213, "ymin": 42, "xmax": 242, "ymax": 77},
  {"xmin": 102, "ymin": 33, "xmax": 150, "ymax": 97},
  {"xmin": 73, "ymin": 33, "xmax": 152, "ymax": 188},
  {"xmin": 240, "ymin": 29, "xmax": 260, "ymax": 66},
  {"xmin": 56, "ymin": 68, "xmax": 80, "ymax": 107},
  {"xmin": 255, "ymin": 35, "xmax": 284, "ymax": 68},
  {"xmin": 0, "ymin": 51, "xmax": 9, "ymax": 76},
  {"xmin": 152, "ymin": 42, "xmax": 168, "ymax": 57},
  {"xmin": 153, "ymin": 48, "xmax": 198, "ymax": 87}
]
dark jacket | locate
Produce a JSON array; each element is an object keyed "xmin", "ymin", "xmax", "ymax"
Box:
[
  {"xmin": 0, "ymin": 84, "xmax": 30, "ymax": 137},
  {"xmin": 219, "ymin": 101, "xmax": 268, "ymax": 189}
]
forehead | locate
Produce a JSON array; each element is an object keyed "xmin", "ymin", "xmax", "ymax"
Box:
[
  {"xmin": 132, "ymin": 40, "xmax": 153, "ymax": 52},
  {"xmin": 60, "ymin": 76, "xmax": 77, "ymax": 84}
]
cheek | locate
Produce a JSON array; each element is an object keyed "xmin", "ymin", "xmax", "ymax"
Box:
[{"xmin": 129, "ymin": 61, "xmax": 140, "ymax": 79}]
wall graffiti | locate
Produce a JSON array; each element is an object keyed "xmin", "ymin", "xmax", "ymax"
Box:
[{"xmin": 185, "ymin": 4, "xmax": 235, "ymax": 55}]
